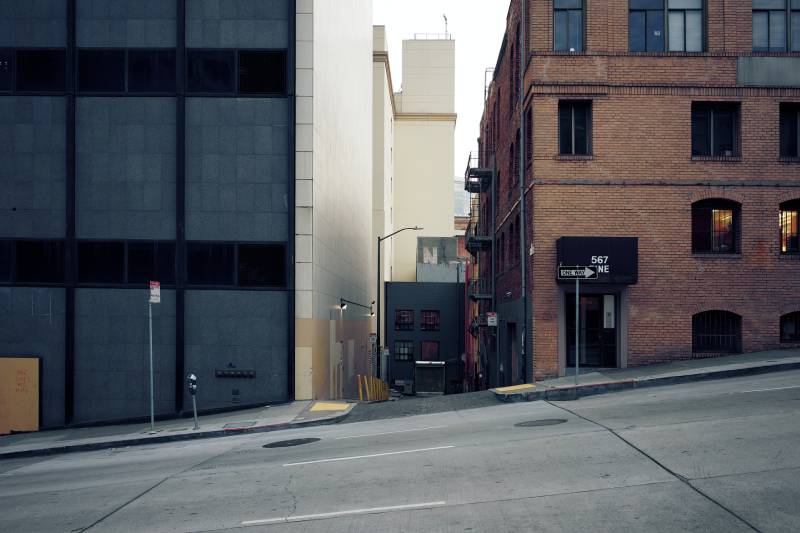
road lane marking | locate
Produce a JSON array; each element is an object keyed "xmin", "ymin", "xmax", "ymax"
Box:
[
  {"xmin": 282, "ymin": 445, "xmax": 455, "ymax": 467},
  {"xmin": 740, "ymin": 385, "xmax": 800, "ymax": 394},
  {"xmin": 335, "ymin": 425, "xmax": 445, "ymax": 440},
  {"xmin": 241, "ymin": 501, "xmax": 447, "ymax": 526}
]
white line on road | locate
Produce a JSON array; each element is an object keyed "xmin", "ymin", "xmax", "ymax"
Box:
[
  {"xmin": 740, "ymin": 385, "xmax": 800, "ymax": 394},
  {"xmin": 335, "ymin": 425, "xmax": 445, "ymax": 440},
  {"xmin": 282, "ymin": 445, "xmax": 455, "ymax": 467},
  {"xmin": 241, "ymin": 501, "xmax": 447, "ymax": 526}
]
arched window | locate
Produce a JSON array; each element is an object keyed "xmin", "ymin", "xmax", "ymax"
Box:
[
  {"xmin": 780, "ymin": 200, "xmax": 800, "ymax": 254},
  {"xmin": 781, "ymin": 312, "xmax": 800, "ymax": 343},
  {"xmin": 692, "ymin": 199, "xmax": 741, "ymax": 254},
  {"xmin": 692, "ymin": 311, "xmax": 742, "ymax": 353}
]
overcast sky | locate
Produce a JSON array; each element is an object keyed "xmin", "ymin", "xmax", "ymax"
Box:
[{"xmin": 373, "ymin": 0, "xmax": 509, "ymax": 181}]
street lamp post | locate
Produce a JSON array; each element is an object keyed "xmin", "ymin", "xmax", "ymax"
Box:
[{"xmin": 376, "ymin": 226, "xmax": 423, "ymax": 379}]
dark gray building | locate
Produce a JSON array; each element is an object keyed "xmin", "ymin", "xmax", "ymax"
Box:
[
  {"xmin": 385, "ymin": 281, "xmax": 465, "ymax": 392},
  {"xmin": 0, "ymin": 0, "xmax": 294, "ymax": 426}
]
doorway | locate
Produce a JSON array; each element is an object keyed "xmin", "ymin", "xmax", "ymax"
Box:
[{"xmin": 565, "ymin": 293, "xmax": 617, "ymax": 368}]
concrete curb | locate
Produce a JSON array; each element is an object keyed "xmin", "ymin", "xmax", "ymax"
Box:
[
  {"xmin": 0, "ymin": 408, "xmax": 353, "ymax": 460},
  {"xmin": 492, "ymin": 361, "xmax": 800, "ymax": 403}
]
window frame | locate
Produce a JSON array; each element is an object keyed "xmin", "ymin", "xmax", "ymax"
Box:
[
  {"xmin": 553, "ymin": 0, "xmax": 586, "ymax": 52},
  {"xmin": 558, "ymin": 100, "xmax": 593, "ymax": 156},
  {"xmin": 692, "ymin": 310, "xmax": 742, "ymax": 353},
  {"xmin": 420, "ymin": 310, "xmax": 441, "ymax": 332},
  {"xmin": 780, "ymin": 103, "xmax": 800, "ymax": 159},
  {"xmin": 629, "ymin": 0, "xmax": 667, "ymax": 53},
  {"xmin": 667, "ymin": 0, "xmax": 706, "ymax": 52},
  {"xmin": 186, "ymin": 48, "xmax": 288, "ymax": 97},
  {"xmin": 691, "ymin": 199, "xmax": 741, "ymax": 255},
  {"xmin": 394, "ymin": 340, "xmax": 414, "ymax": 361},
  {"xmin": 780, "ymin": 200, "xmax": 800, "ymax": 254},
  {"xmin": 185, "ymin": 240, "xmax": 288, "ymax": 290},
  {"xmin": 394, "ymin": 309, "xmax": 415, "ymax": 331},
  {"xmin": 752, "ymin": 0, "xmax": 800, "ymax": 52},
  {"xmin": 781, "ymin": 312, "xmax": 800, "ymax": 343},
  {"xmin": 691, "ymin": 102, "xmax": 741, "ymax": 158}
]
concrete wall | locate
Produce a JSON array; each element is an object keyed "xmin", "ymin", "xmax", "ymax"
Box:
[
  {"xmin": 186, "ymin": 0, "xmax": 288, "ymax": 49},
  {"xmin": 184, "ymin": 290, "xmax": 288, "ymax": 411},
  {"xmin": 0, "ymin": 97, "xmax": 66, "ymax": 238},
  {"xmin": 77, "ymin": 98, "xmax": 176, "ymax": 240},
  {"xmin": 0, "ymin": 0, "xmax": 66, "ymax": 47},
  {"xmin": 395, "ymin": 39, "xmax": 455, "ymax": 115},
  {"xmin": 74, "ymin": 289, "xmax": 175, "ymax": 424},
  {"xmin": 0, "ymin": 287, "xmax": 66, "ymax": 428},
  {"xmin": 77, "ymin": 0, "xmax": 176, "ymax": 47},
  {"xmin": 186, "ymin": 98, "xmax": 289, "ymax": 242},
  {"xmin": 295, "ymin": 0, "xmax": 373, "ymax": 400}
]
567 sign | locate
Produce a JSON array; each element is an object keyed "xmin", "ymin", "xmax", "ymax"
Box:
[{"xmin": 591, "ymin": 256, "xmax": 610, "ymax": 274}]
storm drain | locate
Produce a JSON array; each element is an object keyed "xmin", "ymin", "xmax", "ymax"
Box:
[
  {"xmin": 515, "ymin": 419, "xmax": 568, "ymax": 428},
  {"xmin": 263, "ymin": 438, "xmax": 321, "ymax": 448}
]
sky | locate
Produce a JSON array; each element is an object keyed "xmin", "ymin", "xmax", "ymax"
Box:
[{"xmin": 373, "ymin": 0, "xmax": 509, "ymax": 182}]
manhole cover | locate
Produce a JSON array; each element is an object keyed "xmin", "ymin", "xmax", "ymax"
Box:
[
  {"xmin": 515, "ymin": 419, "xmax": 568, "ymax": 428},
  {"xmin": 263, "ymin": 438, "xmax": 320, "ymax": 448}
]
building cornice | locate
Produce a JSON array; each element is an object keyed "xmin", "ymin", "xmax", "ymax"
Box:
[
  {"xmin": 395, "ymin": 112, "xmax": 457, "ymax": 122},
  {"xmin": 373, "ymin": 51, "xmax": 397, "ymax": 116}
]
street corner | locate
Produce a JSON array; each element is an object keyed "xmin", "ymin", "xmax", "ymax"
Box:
[
  {"xmin": 491, "ymin": 384, "xmax": 544, "ymax": 403},
  {"xmin": 292, "ymin": 401, "xmax": 356, "ymax": 426}
]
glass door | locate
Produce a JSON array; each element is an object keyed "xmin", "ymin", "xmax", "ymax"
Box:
[{"xmin": 566, "ymin": 293, "xmax": 617, "ymax": 368}]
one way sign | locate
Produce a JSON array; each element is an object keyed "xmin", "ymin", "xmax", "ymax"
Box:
[{"xmin": 558, "ymin": 265, "xmax": 598, "ymax": 280}]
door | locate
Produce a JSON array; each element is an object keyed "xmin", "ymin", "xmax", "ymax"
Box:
[{"xmin": 566, "ymin": 293, "xmax": 617, "ymax": 368}]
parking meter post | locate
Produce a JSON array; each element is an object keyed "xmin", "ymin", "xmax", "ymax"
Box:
[
  {"xmin": 148, "ymin": 302, "xmax": 154, "ymax": 432},
  {"xmin": 192, "ymin": 395, "xmax": 199, "ymax": 430},
  {"xmin": 188, "ymin": 373, "xmax": 199, "ymax": 430}
]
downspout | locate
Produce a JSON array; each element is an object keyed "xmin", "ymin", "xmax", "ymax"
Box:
[{"xmin": 517, "ymin": 0, "xmax": 530, "ymax": 384}]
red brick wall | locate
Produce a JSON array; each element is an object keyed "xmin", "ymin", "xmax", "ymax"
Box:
[{"xmin": 474, "ymin": 1, "xmax": 800, "ymax": 380}]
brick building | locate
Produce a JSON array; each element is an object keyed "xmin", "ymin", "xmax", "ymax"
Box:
[{"xmin": 466, "ymin": 0, "xmax": 800, "ymax": 386}]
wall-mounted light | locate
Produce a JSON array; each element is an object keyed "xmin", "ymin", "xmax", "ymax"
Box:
[{"xmin": 339, "ymin": 300, "xmax": 348, "ymax": 311}]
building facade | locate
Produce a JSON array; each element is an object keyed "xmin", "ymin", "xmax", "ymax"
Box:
[
  {"xmin": 0, "ymin": 0, "xmax": 374, "ymax": 427},
  {"xmin": 469, "ymin": 0, "xmax": 800, "ymax": 385}
]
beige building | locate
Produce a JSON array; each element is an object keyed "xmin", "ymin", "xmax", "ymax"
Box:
[{"xmin": 294, "ymin": 0, "xmax": 374, "ymax": 401}]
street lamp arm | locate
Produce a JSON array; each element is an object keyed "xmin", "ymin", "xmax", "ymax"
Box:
[{"xmin": 379, "ymin": 226, "xmax": 424, "ymax": 243}]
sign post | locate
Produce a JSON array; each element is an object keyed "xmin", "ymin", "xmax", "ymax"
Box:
[
  {"xmin": 148, "ymin": 282, "xmax": 160, "ymax": 432},
  {"xmin": 557, "ymin": 266, "xmax": 598, "ymax": 386}
]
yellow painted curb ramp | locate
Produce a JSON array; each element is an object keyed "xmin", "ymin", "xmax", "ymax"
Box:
[
  {"xmin": 309, "ymin": 401, "xmax": 350, "ymax": 413},
  {"xmin": 494, "ymin": 384, "xmax": 536, "ymax": 393}
]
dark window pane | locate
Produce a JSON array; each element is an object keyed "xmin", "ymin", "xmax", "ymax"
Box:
[
  {"xmin": 630, "ymin": 11, "xmax": 647, "ymax": 51},
  {"xmin": 559, "ymin": 102, "xmax": 573, "ymax": 154},
  {"xmin": 691, "ymin": 105, "xmax": 711, "ymax": 156},
  {"xmin": 421, "ymin": 310, "xmax": 441, "ymax": 331},
  {"xmin": 0, "ymin": 241, "xmax": 11, "ymax": 281},
  {"xmin": 568, "ymin": 10, "xmax": 583, "ymax": 51},
  {"xmin": 714, "ymin": 109, "xmax": 735, "ymax": 156},
  {"xmin": 239, "ymin": 50, "xmax": 286, "ymax": 94},
  {"xmin": 15, "ymin": 240, "xmax": 64, "ymax": 283},
  {"xmin": 753, "ymin": 11, "xmax": 769, "ymax": 50},
  {"xmin": 555, "ymin": 0, "xmax": 582, "ymax": 7},
  {"xmin": 238, "ymin": 244, "xmax": 286, "ymax": 287},
  {"xmin": 647, "ymin": 10, "xmax": 665, "ymax": 51},
  {"xmin": 770, "ymin": 11, "xmax": 786, "ymax": 51},
  {"xmin": 782, "ymin": 312, "xmax": 800, "ymax": 342},
  {"xmin": 187, "ymin": 50, "xmax": 235, "ymax": 94},
  {"xmin": 0, "ymin": 50, "xmax": 12, "ymax": 92},
  {"xmin": 78, "ymin": 49, "xmax": 125, "ymax": 93},
  {"xmin": 395, "ymin": 309, "xmax": 414, "ymax": 331},
  {"xmin": 693, "ymin": 311, "xmax": 741, "ymax": 353},
  {"xmin": 78, "ymin": 241, "xmax": 124, "ymax": 283},
  {"xmin": 187, "ymin": 243, "xmax": 235, "ymax": 285},
  {"xmin": 631, "ymin": 0, "xmax": 663, "ymax": 9},
  {"xmin": 128, "ymin": 242, "xmax": 175, "ymax": 285},
  {"xmin": 792, "ymin": 12, "xmax": 800, "ymax": 51},
  {"xmin": 692, "ymin": 207, "xmax": 712, "ymax": 252},
  {"xmin": 420, "ymin": 341, "xmax": 440, "ymax": 361},
  {"xmin": 554, "ymin": 11, "xmax": 569, "ymax": 50},
  {"xmin": 574, "ymin": 103, "xmax": 589, "ymax": 155},
  {"xmin": 780, "ymin": 105, "xmax": 799, "ymax": 158},
  {"xmin": 128, "ymin": 50, "xmax": 176, "ymax": 93},
  {"xmin": 16, "ymin": 49, "xmax": 65, "ymax": 92}
]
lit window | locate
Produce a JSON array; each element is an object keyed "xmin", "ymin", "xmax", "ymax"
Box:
[
  {"xmin": 780, "ymin": 200, "xmax": 800, "ymax": 254},
  {"xmin": 692, "ymin": 199, "xmax": 740, "ymax": 254},
  {"xmin": 394, "ymin": 341, "xmax": 414, "ymax": 361}
]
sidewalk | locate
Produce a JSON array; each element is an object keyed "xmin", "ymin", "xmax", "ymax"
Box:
[
  {"xmin": 0, "ymin": 400, "xmax": 354, "ymax": 460},
  {"xmin": 492, "ymin": 349, "xmax": 800, "ymax": 402}
]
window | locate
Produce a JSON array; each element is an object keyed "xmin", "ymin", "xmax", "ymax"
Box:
[
  {"xmin": 630, "ymin": 0, "xmax": 666, "ymax": 52},
  {"xmin": 128, "ymin": 241, "xmax": 175, "ymax": 285},
  {"xmin": 0, "ymin": 50, "xmax": 12, "ymax": 92},
  {"xmin": 238, "ymin": 50, "xmax": 286, "ymax": 95},
  {"xmin": 187, "ymin": 50, "xmax": 235, "ymax": 94},
  {"xmin": 78, "ymin": 241, "xmax": 125, "ymax": 284},
  {"xmin": 559, "ymin": 100, "xmax": 592, "ymax": 155},
  {"xmin": 693, "ymin": 311, "xmax": 742, "ymax": 353},
  {"xmin": 794, "ymin": 0, "xmax": 800, "ymax": 50},
  {"xmin": 525, "ymin": 106, "xmax": 533, "ymax": 166},
  {"xmin": 554, "ymin": 0, "xmax": 584, "ymax": 52},
  {"xmin": 0, "ymin": 241, "xmax": 11, "ymax": 282},
  {"xmin": 780, "ymin": 103, "xmax": 800, "ymax": 158},
  {"xmin": 395, "ymin": 309, "xmax": 414, "ymax": 331},
  {"xmin": 238, "ymin": 243, "xmax": 286, "ymax": 287},
  {"xmin": 780, "ymin": 200, "xmax": 800, "ymax": 254},
  {"xmin": 668, "ymin": 0, "xmax": 703, "ymax": 52},
  {"xmin": 394, "ymin": 341, "xmax": 414, "ymax": 361},
  {"xmin": 692, "ymin": 199, "xmax": 740, "ymax": 254},
  {"xmin": 421, "ymin": 310, "xmax": 441, "ymax": 331},
  {"xmin": 128, "ymin": 49, "xmax": 176, "ymax": 93},
  {"xmin": 187, "ymin": 242, "xmax": 235, "ymax": 286},
  {"xmin": 691, "ymin": 102, "xmax": 740, "ymax": 157},
  {"xmin": 14, "ymin": 240, "xmax": 64, "ymax": 283},
  {"xmin": 78, "ymin": 49, "xmax": 125, "ymax": 93},
  {"xmin": 420, "ymin": 341, "xmax": 440, "ymax": 361},
  {"xmin": 16, "ymin": 49, "xmax": 65, "ymax": 92},
  {"xmin": 781, "ymin": 312, "xmax": 800, "ymax": 342},
  {"xmin": 753, "ymin": 0, "xmax": 800, "ymax": 52}
]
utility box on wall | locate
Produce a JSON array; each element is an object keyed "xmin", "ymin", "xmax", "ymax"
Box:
[{"xmin": 0, "ymin": 357, "xmax": 40, "ymax": 435}]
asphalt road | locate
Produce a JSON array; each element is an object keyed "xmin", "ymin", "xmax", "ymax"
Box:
[{"xmin": 1, "ymin": 370, "xmax": 799, "ymax": 533}]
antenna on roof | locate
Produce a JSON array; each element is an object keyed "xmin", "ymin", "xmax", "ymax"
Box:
[{"xmin": 443, "ymin": 14, "xmax": 448, "ymax": 36}]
